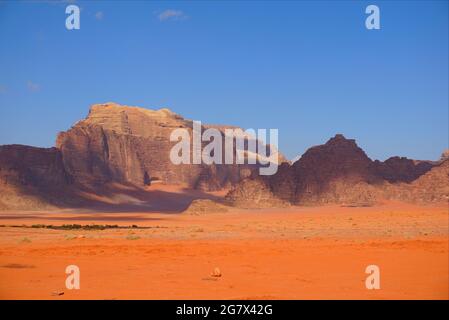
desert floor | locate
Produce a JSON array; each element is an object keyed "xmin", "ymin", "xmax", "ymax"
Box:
[{"xmin": 0, "ymin": 187, "xmax": 447, "ymax": 299}]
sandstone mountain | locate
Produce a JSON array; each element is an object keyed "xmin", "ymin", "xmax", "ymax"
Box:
[
  {"xmin": 56, "ymin": 103, "xmax": 280, "ymax": 191},
  {"xmin": 57, "ymin": 103, "xmax": 197, "ymax": 188},
  {"xmin": 0, "ymin": 103, "xmax": 282, "ymax": 210},
  {"xmin": 226, "ymin": 134, "xmax": 445, "ymax": 207},
  {"xmin": 290, "ymin": 134, "xmax": 382, "ymax": 205},
  {"xmin": 384, "ymin": 159, "xmax": 449, "ymax": 203},
  {"xmin": 0, "ymin": 104, "xmax": 445, "ymax": 211}
]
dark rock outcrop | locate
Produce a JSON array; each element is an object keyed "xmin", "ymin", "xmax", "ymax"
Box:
[
  {"xmin": 226, "ymin": 134, "xmax": 445, "ymax": 207},
  {"xmin": 289, "ymin": 134, "xmax": 381, "ymax": 204},
  {"xmin": 0, "ymin": 104, "xmax": 445, "ymax": 210},
  {"xmin": 384, "ymin": 159, "xmax": 449, "ymax": 203},
  {"xmin": 372, "ymin": 156, "xmax": 433, "ymax": 183},
  {"xmin": 0, "ymin": 145, "xmax": 73, "ymax": 210},
  {"xmin": 0, "ymin": 145, "xmax": 71, "ymax": 188}
]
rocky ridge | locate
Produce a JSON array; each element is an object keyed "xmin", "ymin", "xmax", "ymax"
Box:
[
  {"xmin": 0, "ymin": 103, "xmax": 445, "ymax": 210},
  {"xmin": 225, "ymin": 134, "xmax": 446, "ymax": 208}
]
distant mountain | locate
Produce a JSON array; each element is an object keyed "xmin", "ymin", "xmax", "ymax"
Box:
[
  {"xmin": 0, "ymin": 105, "xmax": 445, "ymax": 211},
  {"xmin": 226, "ymin": 134, "xmax": 446, "ymax": 207},
  {"xmin": 0, "ymin": 102, "xmax": 282, "ymax": 210}
]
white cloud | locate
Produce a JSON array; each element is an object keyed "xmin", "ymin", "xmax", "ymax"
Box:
[
  {"xmin": 34, "ymin": 0, "xmax": 77, "ymax": 6},
  {"xmin": 27, "ymin": 81, "xmax": 41, "ymax": 93},
  {"xmin": 95, "ymin": 11, "xmax": 104, "ymax": 20},
  {"xmin": 157, "ymin": 9, "xmax": 187, "ymax": 21}
]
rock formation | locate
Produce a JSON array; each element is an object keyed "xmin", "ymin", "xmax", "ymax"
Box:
[
  {"xmin": 289, "ymin": 134, "xmax": 381, "ymax": 204},
  {"xmin": 225, "ymin": 177, "xmax": 290, "ymax": 208},
  {"xmin": 0, "ymin": 145, "xmax": 73, "ymax": 210},
  {"xmin": 372, "ymin": 156, "xmax": 433, "ymax": 183},
  {"xmin": 225, "ymin": 134, "xmax": 446, "ymax": 207},
  {"xmin": 183, "ymin": 199, "xmax": 230, "ymax": 215},
  {"xmin": 56, "ymin": 103, "xmax": 275, "ymax": 191},
  {"xmin": 56, "ymin": 103, "xmax": 198, "ymax": 187},
  {"xmin": 440, "ymin": 149, "xmax": 449, "ymax": 162},
  {"xmin": 0, "ymin": 103, "xmax": 445, "ymax": 211},
  {"xmin": 0, "ymin": 103, "xmax": 283, "ymax": 210},
  {"xmin": 384, "ymin": 159, "xmax": 449, "ymax": 203}
]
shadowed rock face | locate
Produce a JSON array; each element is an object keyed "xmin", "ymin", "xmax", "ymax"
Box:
[
  {"xmin": 256, "ymin": 134, "xmax": 383, "ymax": 206},
  {"xmin": 226, "ymin": 134, "xmax": 445, "ymax": 207},
  {"xmin": 372, "ymin": 156, "xmax": 433, "ymax": 183},
  {"xmin": 0, "ymin": 145, "xmax": 73, "ymax": 210},
  {"xmin": 383, "ymin": 159, "xmax": 449, "ymax": 203},
  {"xmin": 290, "ymin": 134, "xmax": 381, "ymax": 204},
  {"xmin": 268, "ymin": 162, "xmax": 296, "ymax": 202},
  {"xmin": 0, "ymin": 145, "xmax": 71, "ymax": 188}
]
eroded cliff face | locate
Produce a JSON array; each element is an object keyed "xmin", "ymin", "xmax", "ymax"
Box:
[
  {"xmin": 55, "ymin": 103, "xmax": 267, "ymax": 190},
  {"xmin": 56, "ymin": 103, "xmax": 192, "ymax": 187}
]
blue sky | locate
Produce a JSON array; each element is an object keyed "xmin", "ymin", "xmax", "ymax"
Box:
[{"xmin": 0, "ymin": 0, "xmax": 447, "ymax": 161}]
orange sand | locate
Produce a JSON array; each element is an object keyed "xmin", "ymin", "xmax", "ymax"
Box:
[{"xmin": 0, "ymin": 196, "xmax": 447, "ymax": 299}]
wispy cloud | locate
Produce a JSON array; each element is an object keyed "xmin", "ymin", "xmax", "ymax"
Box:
[
  {"xmin": 157, "ymin": 9, "xmax": 187, "ymax": 22},
  {"xmin": 32, "ymin": 0, "xmax": 77, "ymax": 6},
  {"xmin": 95, "ymin": 11, "xmax": 104, "ymax": 21},
  {"xmin": 27, "ymin": 81, "xmax": 41, "ymax": 93}
]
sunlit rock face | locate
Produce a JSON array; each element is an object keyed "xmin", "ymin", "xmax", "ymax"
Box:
[{"xmin": 56, "ymin": 102, "xmax": 276, "ymax": 190}]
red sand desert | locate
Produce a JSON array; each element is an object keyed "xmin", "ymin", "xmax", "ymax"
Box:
[{"xmin": 0, "ymin": 185, "xmax": 447, "ymax": 300}]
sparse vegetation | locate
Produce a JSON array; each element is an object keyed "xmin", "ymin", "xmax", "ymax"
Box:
[
  {"xmin": 0, "ymin": 224, "xmax": 159, "ymax": 230},
  {"xmin": 34, "ymin": 224, "xmax": 120, "ymax": 230},
  {"xmin": 1, "ymin": 263, "xmax": 35, "ymax": 269}
]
